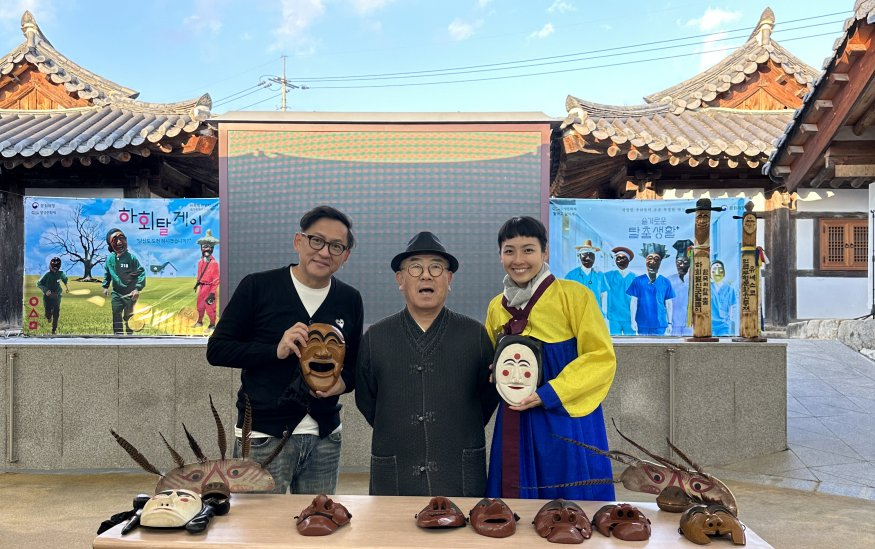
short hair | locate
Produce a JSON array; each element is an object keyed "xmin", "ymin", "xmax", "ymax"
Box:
[
  {"xmin": 299, "ymin": 205, "xmax": 355, "ymax": 249},
  {"xmin": 497, "ymin": 216, "xmax": 547, "ymax": 251}
]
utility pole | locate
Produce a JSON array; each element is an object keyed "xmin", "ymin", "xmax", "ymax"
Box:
[{"xmin": 266, "ymin": 55, "xmax": 307, "ymax": 112}]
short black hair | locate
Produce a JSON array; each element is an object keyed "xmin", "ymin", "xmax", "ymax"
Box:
[
  {"xmin": 299, "ymin": 205, "xmax": 355, "ymax": 249},
  {"xmin": 497, "ymin": 216, "xmax": 547, "ymax": 251}
]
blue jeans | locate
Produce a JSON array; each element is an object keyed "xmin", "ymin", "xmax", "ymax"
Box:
[{"xmin": 233, "ymin": 432, "xmax": 341, "ymax": 494}]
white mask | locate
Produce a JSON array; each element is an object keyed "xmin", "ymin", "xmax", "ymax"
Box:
[
  {"xmin": 141, "ymin": 489, "xmax": 204, "ymax": 528},
  {"xmin": 494, "ymin": 336, "xmax": 542, "ymax": 406}
]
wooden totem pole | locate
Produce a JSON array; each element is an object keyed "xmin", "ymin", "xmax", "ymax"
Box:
[
  {"xmin": 733, "ymin": 202, "xmax": 767, "ymax": 342},
  {"xmin": 685, "ymin": 198, "xmax": 722, "ymax": 342}
]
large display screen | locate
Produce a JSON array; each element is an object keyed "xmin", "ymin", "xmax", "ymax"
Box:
[{"xmin": 222, "ymin": 127, "xmax": 548, "ymax": 325}]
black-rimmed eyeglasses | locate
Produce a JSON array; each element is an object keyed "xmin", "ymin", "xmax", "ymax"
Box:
[
  {"xmin": 300, "ymin": 233, "xmax": 348, "ymax": 256},
  {"xmin": 405, "ymin": 263, "xmax": 445, "ymax": 278}
]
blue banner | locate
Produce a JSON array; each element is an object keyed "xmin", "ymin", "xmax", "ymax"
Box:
[
  {"xmin": 549, "ymin": 198, "xmax": 744, "ymax": 337},
  {"xmin": 23, "ymin": 197, "xmax": 220, "ymax": 336}
]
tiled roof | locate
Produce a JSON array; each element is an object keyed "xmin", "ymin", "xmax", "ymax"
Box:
[
  {"xmin": 645, "ymin": 9, "xmax": 819, "ymax": 114},
  {"xmin": 561, "ymin": 101, "xmax": 791, "ymax": 165},
  {"xmin": 764, "ymin": 0, "xmax": 875, "ymax": 179},
  {"xmin": 0, "ymin": 11, "xmax": 212, "ymax": 167}
]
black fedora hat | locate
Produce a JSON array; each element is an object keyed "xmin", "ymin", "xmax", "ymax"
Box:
[{"xmin": 391, "ymin": 231, "xmax": 459, "ymax": 273}]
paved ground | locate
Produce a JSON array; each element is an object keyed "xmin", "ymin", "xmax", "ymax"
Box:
[
  {"xmin": 2, "ymin": 338, "xmax": 874, "ymax": 548},
  {"xmin": 711, "ymin": 339, "xmax": 875, "ymax": 500}
]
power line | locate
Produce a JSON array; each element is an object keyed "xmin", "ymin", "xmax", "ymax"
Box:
[
  {"xmin": 306, "ymin": 31, "xmax": 840, "ymax": 90},
  {"xmin": 297, "ymin": 19, "xmax": 844, "ymax": 84},
  {"xmin": 292, "ymin": 12, "xmax": 846, "ymax": 83},
  {"xmin": 236, "ymin": 92, "xmax": 282, "ymax": 111}
]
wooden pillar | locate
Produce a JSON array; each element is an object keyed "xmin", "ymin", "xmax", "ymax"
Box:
[
  {"xmin": 686, "ymin": 198, "xmax": 719, "ymax": 341},
  {"xmin": 0, "ymin": 182, "xmax": 24, "ymax": 330},
  {"xmin": 124, "ymin": 173, "xmax": 151, "ymax": 198},
  {"xmin": 764, "ymin": 191, "xmax": 793, "ymax": 328},
  {"xmin": 734, "ymin": 202, "xmax": 766, "ymax": 341}
]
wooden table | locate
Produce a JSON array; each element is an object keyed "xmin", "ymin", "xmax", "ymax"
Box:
[{"xmin": 94, "ymin": 494, "xmax": 773, "ymax": 548}]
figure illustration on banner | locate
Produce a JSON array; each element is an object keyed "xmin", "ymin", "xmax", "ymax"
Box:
[
  {"xmin": 710, "ymin": 260, "xmax": 738, "ymax": 336},
  {"xmin": 102, "ymin": 228, "xmax": 146, "ymax": 335},
  {"xmin": 627, "ymin": 243, "xmax": 674, "ymax": 336},
  {"xmin": 564, "ymin": 239, "xmax": 607, "ymax": 316},
  {"xmin": 194, "ymin": 230, "xmax": 220, "ymax": 331},
  {"xmin": 603, "ymin": 247, "xmax": 636, "ymax": 335},
  {"xmin": 667, "ymin": 239, "xmax": 694, "ymax": 336},
  {"xmin": 37, "ymin": 256, "xmax": 69, "ymax": 335}
]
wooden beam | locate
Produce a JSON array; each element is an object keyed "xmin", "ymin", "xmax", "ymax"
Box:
[
  {"xmin": 829, "ymin": 73, "xmax": 849, "ymax": 84},
  {"xmin": 787, "ymin": 145, "xmax": 805, "ymax": 155},
  {"xmin": 835, "ymin": 164, "xmax": 875, "ymax": 178},
  {"xmin": 800, "ymin": 123, "xmax": 819, "ymax": 134},
  {"xmin": 783, "ymin": 29, "xmax": 875, "ymax": 190},
  {"xmin": 826, "ymin": 141, "xmax": 875, "ymax": 156},
  {"xmin": 853, "ymin": 104, "xmax": 875, "ymax": 135},
  {"xmin": 808, "ymin": 165, "xmax": 835, "ymax": 188},
  {"xmin": 850, "ymin": 177, "xmax": 870, "ymax": 188},
  {"xmin": 773, "ymin": 166, "xmax": 792, "ymax": 175}
]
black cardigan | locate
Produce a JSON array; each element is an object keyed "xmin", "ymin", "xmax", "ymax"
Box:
[{"xmin": 207, "ymin": 265, "xmax": 364, "ymax": 437}]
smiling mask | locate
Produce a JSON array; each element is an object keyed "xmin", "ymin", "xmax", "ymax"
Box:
[
  {"xmin": 300, "ymin": 323, "xmax": 346, "ymax": 392},
  {"xmin": 493, "ymin": 335, "xmax": 542, "ymax": 406}
]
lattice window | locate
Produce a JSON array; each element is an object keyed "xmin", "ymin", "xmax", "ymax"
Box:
[{"xmin": 820, "ymin": 218, "xmax": 869, "ymax": 271}]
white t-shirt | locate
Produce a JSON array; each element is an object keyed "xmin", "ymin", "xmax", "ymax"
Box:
[{"xmin": 234, "ymin": 266, "xmax": 339, "ymax": 440}]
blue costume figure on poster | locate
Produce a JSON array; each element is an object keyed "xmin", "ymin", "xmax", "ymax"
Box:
[
  {"xmin": 667, "ymin": 239, "xmax": 694, "ymax": 336},
  {"xmin": 564, "ymin": 240, "xmax": 607, "ymax": 316},
  {"xmin": 603, "ymin": 246, "xmax": 636, "ymax": 335},
  {"xmin": 627, "ymin": 243, "xmax": 675, "ymax": 336},
  {"xmin": 710, "ymin": 260, "xmax": 738, "ymax": 336}
]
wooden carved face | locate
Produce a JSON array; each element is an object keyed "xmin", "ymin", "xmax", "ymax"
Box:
[
  {"xmin": 141, "ymin": 489, "xmax": 203, "ymax": 528},
  {"xmin": 694, "ymin": 210, "xmax": 710, "ymax": 243},
  {"xmin": 493, "ymin": 335, "xmax": 542, "ymax": 406},
  {"xmin": 300, "ymin": 323, "xmax": 346, "ymax": 392},
  {"xmin": 110, "ymin": 231, "xmax": 128, "ymax": 254},
  {"xmin": 593, "ymin": 503, "xmax": 651, "ymax": 541},
  {"xmin": 533, "ymin": 499, "xmax": 592, "ymax": 544},
  {"xmin": 679, "ymin": 504, "xmax": 746, "ymax": 545},
  {"xmin": 157, "ymin": 457, "xmax": 276, "ymax": 494},
  {"xmin": 468, "ymin": 498, "xmax": 519, "ymax": 538},
  {"xmin": 415, "ymin": 496, "xmax": 467, "ymax": 529},
  {"xmin": 295, "ymin": 494, "xmax": 352, "ymax": 536}
]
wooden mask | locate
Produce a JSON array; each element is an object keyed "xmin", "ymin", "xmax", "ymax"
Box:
[
  {"xmin": 592, "ymin": 503, "xmax": 651, "ymax": 541},
  {"xmin": 493, "ymin": 335, "xmax": 542, "ymax": 406},
  {"xmin": 300, "ymin": 323, "xmax": 346, "ymax": 392},
  {"xmin": 533, "ymin": 499, "xmax": 592, "ymax": 544}
]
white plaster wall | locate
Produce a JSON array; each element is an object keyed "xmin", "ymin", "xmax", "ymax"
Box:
[
  {"xmin": 25, "ymin": 188, "xmax": 125, "ymax": 198},
  {"xmin": 796, "ymin": 189, "xmax": 869, "ymax": 213},
  {"xmin": 796, "ymin": 277, "xmax": 870, "ymax": 319},
  {"xmin": 795, "ymin": 218, "xmax": 814, "ymax": 270}
]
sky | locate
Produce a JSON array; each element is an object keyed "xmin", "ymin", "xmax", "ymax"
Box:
[{"xmin": 0, "ymin": 1, "xmax": 854, "ymax": 117}]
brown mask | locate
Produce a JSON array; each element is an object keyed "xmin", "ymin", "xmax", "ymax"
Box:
[
  {"xmin": 679, "ymin": 504, "xmax": 746, "ymax": 545},
  {"xmin": 415, "ymin": 496, "xmax": 466, "ymax": 529},
  {"xmin": 468, "ymin": 498, "xmax": 519, "ymax": 538},
  {"xmin": 533, "ymin": 499, "xmax": 592, "ymax": 544},
  {"xmin": 656, "ymin": 485, "xmax": 701, "ymax": 513},
  {"xmin": 592, "ymin": 503, "xmax": 651, "ymax": 541},
  {"xmin": 295, "ymin": 494, "xmax": 352, "ymax": 536},
  {"xmin": 299, "ymin": 323, "xmax": 346, "ymax": 392}
]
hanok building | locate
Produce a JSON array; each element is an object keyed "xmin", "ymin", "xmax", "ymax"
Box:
[
  {"xmin": 0, "ymin": 12, "xmax": 217, "ymax": 329},
  {"xmin": 552, "ymin": 8, "xmax": 843, "ymax": 327},
  {"xmin": 765, "ymin": 0, "xmax": 875, "ymax": 322}
]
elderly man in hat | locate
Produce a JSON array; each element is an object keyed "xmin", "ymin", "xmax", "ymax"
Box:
[
  {"xmin": 626, "ymin": 243, "xmax": 675, "ymax": 336},
  {"xmin": 356, "ymin": 231, "xmax": 498, "ymax": 497},
  {"xmin": 207, "ymin": 205, "xmax": 363, "ymax": 495},
  {"xmin": 194, "ymin": 229, "xmax": 220, "ymax": 330},
  {"xmin": 603, "ymin": 246, "xmax": 636, "ymax": 335},
  {"xmin": 102, "ymin": 228, "xmax": 146, "ymax": 335},
  {"xmin": 564, "ymin": 239, "xmax": 607, "ymax": 317}
]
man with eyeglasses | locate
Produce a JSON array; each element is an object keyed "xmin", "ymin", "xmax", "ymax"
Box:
[
  {"xmin": 207, "ymin": 205, "xmax": 364, "ymax": 495},
  {"xmin": 356, "ymin": 231, "xmax": 497, "ymax": 497}
]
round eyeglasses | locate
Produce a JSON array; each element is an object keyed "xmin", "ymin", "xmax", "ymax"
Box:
[
  {"xmin": 405, "ymin": 263, "xmax": 445, "ymax": 278},
  {"xmin": 300, "ymin": 233, "xmax": 348, "ymax": 256}
]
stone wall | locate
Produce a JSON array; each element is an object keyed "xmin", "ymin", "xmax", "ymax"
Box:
[{"xmin": 787, "ymin": 318, "xmax": 875, "ymax": 361}]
